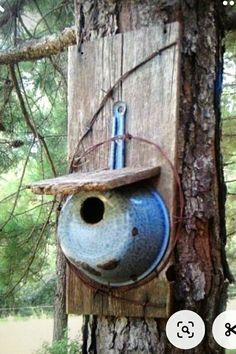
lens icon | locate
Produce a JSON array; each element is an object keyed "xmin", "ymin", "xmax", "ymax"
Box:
[{"xmin": 166, "ymin": 310, "xmax": 205, "ymax": 350}]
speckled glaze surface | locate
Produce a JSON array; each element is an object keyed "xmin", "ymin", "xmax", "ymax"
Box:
[{"xmin": 58, "ymin": 186, "xmax": 170, "ymax": 287}]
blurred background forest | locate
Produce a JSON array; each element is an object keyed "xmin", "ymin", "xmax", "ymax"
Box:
[
  {"xmin": 0, "ymin": 0, "xmax": 235, "ymax": 321},
  {"xmin": 222, "ymin": 30, "xmax": 236, "ymax": 302},
  {"xmin": 0, "ymin": 0, "xmax": 74, "ymax": 316}
]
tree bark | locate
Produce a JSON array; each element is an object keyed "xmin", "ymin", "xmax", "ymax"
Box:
[
  {"xmin": 0, "ymin": 9, "xmax": 235, "ymax": 66},
  {"xmin": 0, "ymin": 27, "xmax": 76, "ymax": 64},
  {"xmin": 72, "ymin": 0, "xmax": 231, "ymax": 353},
  {"xmin": 53, "ymin": 241, "xmax": 68, "ymax": 342}
]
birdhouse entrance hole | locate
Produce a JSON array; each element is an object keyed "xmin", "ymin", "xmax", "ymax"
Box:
[
  {"xmin": 27, "ymin": 20, "xmax": 180, "ymax": 317},
  {"xmin": 80, "ymin": 197, "xmax": 105, "ymax": 224}
]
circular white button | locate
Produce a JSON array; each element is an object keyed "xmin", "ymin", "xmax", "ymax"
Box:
[
  {"xmin": 212, "ymin": 310, "xmax": 236, "ymax": 349},
  {"xmin": 166, "ymin": 310, "xmax": 205, "ymax": 350}
]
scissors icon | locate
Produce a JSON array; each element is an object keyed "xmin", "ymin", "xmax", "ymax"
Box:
[{"xmin": 225, "ymin": 323, "xmax": 236, "ymax": 336}]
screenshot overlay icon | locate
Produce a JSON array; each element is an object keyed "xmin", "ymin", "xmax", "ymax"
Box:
[
  {"xmin": 212, "ymin": 310, "xmax": 236, "ymax": 349},
  {"xmin": 166, "ymin": 310, "xmax": 205, "ymax": 350}
]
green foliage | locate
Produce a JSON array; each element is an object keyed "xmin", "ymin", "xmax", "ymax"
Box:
[
  {"xmin": 0, "ymin": 0, "xmax": 235, "ymax": 325},
  {"xmin": 0, "ymin": 0, "xmax": 74, "ymax": 49},
  {"xmin": 35, "ymin": 335, "xmax": 81, "ymax": 354},
  {"xmin": 0, "ymin": 1, "xmax": 72, "ymax": 311},
  {"xmin": 222, "ymin": 33, "xmax": 236, "ymax": 298}
]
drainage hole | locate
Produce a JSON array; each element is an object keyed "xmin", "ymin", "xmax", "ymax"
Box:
[{"xmin": 80, "ymin": 197, "xmax": 105, "ymax": 224}]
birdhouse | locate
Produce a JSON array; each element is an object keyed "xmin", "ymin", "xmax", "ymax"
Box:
[
  {"xmin": 28, "ymin": 21, "xmax": 180, "ymax": 318},
  {"xmin": 58, "ymin": 177, "xmax": 170, "ymax": 287}
]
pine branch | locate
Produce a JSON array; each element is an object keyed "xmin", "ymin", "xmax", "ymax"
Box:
[
  {"xmin": 9, "ymin": 64, "xmax": 57, "ymax": 177},
  {"xmin": 4, "ymin": 200, "xmax": 56, "ymax": 297},
  {"xmin": 32, "ymin": 2, "xmax": 66, "ymax": 37},
  {"xmin": 226, "ymin": 179, "xmax": 236, "ymax": 183},
  {"xmin": 49, "ymin": 56, "xmax": 67, "ymax": 88},
  {"xmin": 0, "ymin": 27, "xmax": 76, "ymax": 65},
  {"xmin": 0, "ymin": 140, "xmax": 34, "ymax": 231},
  {"xmin": 0, "ymin": 0, "xmax": 25, "ymax": 28},
  {"xmin": 0, "ymin": 187, "xmax": 27, "ymax": 204},
  {"xmin": 13, "ymin": 200, "xmax": 53, "ymax": 217},
  {"xmin": 33, "ymin": 0, "xmax": 53, "ymax": 35}
]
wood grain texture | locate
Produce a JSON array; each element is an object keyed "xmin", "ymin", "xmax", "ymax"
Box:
[
  {"xmin": 66, "ymin": 22, "xmax": 180, "ymax": 318},
  {"xmin": 67, "ymin": 265, "xmax": 172, "ymax": 318},
  {"xmin": 28, "ymin": 166, "xmax": 161, "ymax": 195},
  {"xmin": 123, "ymin": 26, "xmax": 179, "ymax": 215},
  {"xmin": 73, "ymin": 1, "xmax": 227, "ymax": 352}
]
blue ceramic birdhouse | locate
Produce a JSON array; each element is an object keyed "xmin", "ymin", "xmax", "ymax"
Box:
[{"xmin": 58, "ymin": 185, "xmax": 170, "ymax": 287}]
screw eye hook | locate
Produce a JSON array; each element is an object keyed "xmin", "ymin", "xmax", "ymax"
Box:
[
  {"xmin": 113, "ymin": 101, "xmax": 127, "ymax": 116},
  {"xmin": 109, "ymin": 101, "xmax": 127, "ymax": 169}
]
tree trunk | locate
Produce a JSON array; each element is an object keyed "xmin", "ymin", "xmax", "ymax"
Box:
[
  {"xmin": 72, "ymin": 0, "xmax": 231, "ymax": 353},
  {"xmin": 53, "ymin": 241, "xmax": 68, "ymax": 342}
]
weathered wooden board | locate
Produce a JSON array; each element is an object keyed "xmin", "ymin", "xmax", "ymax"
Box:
[
  {"xmin": 67, "ymin": 265, "xmax": 172, "ymax": 318},
  {"xmin": 66, "ymin": 22, "xmax": 180, "ymax": 317},
  {"xmin": 28, "ymin": 166, "xmax": 161, "ymax": 195}
]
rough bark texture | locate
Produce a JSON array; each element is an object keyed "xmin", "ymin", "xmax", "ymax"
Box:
[
  {"xmin": 0, "ymin": 6, "xmax": 235, "ymax": 66},
  {"xmin": 0, "ymin": 27, "xmax": 76, "ymax": 64},
  {"xmin": 53, "ymin": 241, "xmax": 68, "ymax": 342},
  {"xmin": 72, "ymin": 0, "xmax": 229, "ymax": 353}
]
